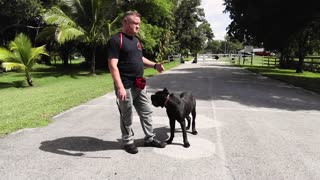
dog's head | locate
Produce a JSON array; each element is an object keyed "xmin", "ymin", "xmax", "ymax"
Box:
[{"xmin": 151, "ymin": 88, "xmax": 170, "ymax": 108}]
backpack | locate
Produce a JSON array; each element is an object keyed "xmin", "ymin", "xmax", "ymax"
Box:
[{"xmin": 120, "ymin": 32, "xmax": 123, "ymax": 49}]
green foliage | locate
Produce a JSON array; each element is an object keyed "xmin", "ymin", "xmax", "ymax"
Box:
[
  {"xmin": 0, "ymin": 0, "xmax": 44, "ymax": 45},
  {"xmin": 121, "ymin": 0, "xmax": 174, "ymax": 28},
  {"xmin": 0, "ymin": 33, "xmax": 48, "ymax": 86},
  {"xmin": 243, "ymin": 66, "xmax": 320, "ymax": 94},
  {"xmin": 42, "ymin": 0, "xmax": 120, "ymax": 74},
  {"xmin": 43, "ymin": 6, "xmax": 86, "ymax": 44},
  {"xmin": 206, "ymin": 40, "xmax": 222, "ymax": 53},
  {"xmin": 120, "ymin": 0, "xmax": 176, "ymax": 60},
  {"xmin": 224, "ymin": 0, "xmax": 320, "ymax": 71},
  {"xmin": 174, "ymin": 0, "xmax": 213, "ymax": 54},
  {"xmin": 206, "ymin": 38, "xmax": 243, "ymax": 54},
  {"xmin": 139, "ymin": 23, "xmax": 160, "ymax": 56}
]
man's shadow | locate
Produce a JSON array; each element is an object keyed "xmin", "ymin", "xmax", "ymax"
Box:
[
  {"xmin": 39, "ymin": 136, "xmax": 121, "ymax": 157},
  {"xmin": 39, "ymin": 127, "xmax": 169, "ymax": 157}
]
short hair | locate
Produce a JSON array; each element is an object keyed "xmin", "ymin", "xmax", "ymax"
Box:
[{"xmin": 123, "ymin": 11, "xmax": 141, "ymax": 20}]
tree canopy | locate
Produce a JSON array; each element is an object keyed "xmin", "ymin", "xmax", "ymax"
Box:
[
  {"xmin": 0, "ymin": 0, "xmax": 215, "ymax": 71},
  {"xmin": 174, "ymin": 0, "xmax": 213, "ymax": 56},
  {"xmin": 224, "ymin": 0, "xmax": 320, "ymax": 72}
]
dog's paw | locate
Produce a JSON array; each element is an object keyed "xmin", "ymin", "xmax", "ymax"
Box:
[
  {"xmin": 186, "ymin": 126, "xmax": 190, "ymax": 130},
  {"xmin": 183, "ymin": 142, "xmax": 190, "ymax": 148},
  {"xmin": 191, "ymin": 131, "xmax": 198, "ymax": 135}
]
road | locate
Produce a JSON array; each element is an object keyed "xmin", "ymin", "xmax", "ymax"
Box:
[{"xmin": 1, "ymin": 61, "xmax": 320, "ymax": 179}]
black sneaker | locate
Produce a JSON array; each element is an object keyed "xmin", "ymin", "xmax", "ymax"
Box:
[
  {"xmin": 123, "ymin": 143, "xmax": 138, "ymax": 154},
  {"xmin": 144, "ymin": 139, "xmax": 167, "ymax": 148}
]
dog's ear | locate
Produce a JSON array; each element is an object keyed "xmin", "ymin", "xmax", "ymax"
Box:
[{"xmin": 163, "ymin": 88, "xmax": 169, "ymax": 93}]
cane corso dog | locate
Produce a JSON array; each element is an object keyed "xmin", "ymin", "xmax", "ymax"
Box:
[{"xmin": 151, "ymin": 88, "xmax": 197, "ymax": 148}]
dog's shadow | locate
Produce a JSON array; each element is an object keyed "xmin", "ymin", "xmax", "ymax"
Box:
[
  {"xmin": 39, "ymin": 127, "xmax": 171, "ymax": 157},
  {"xmin": 154, "ymin": 126, "xmax": 197, "ymax": 147}
]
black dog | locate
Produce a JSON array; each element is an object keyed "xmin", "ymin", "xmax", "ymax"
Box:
[{"xmin": 151, "ymin": 88, "xmax": 197, "ymax": 148}]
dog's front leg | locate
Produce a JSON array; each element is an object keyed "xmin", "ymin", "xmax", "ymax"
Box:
[
  {"xmin": 166, "ymin": 117, "xmax": 175, "ymax": 144},
  {"xmin": 179, "ymin": 119, "xmax": 190, "ymax": 148},
  {"xmin": 191, "ymin": 108, "xmax": 198, "ymax": 135}
]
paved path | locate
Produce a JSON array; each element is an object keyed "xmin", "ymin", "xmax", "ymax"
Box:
[{"xmin": 1, "ymin": 61, "xmax": 320, "ymax": 179}]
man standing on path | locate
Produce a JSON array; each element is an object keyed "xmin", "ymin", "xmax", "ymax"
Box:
[{"xmin": 107, "ymin": 11, "xmax": 166, "ymax": 154}]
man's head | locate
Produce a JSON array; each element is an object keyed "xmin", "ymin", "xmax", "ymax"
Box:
[{"xmin": 122, "ymin": 11, "xmax": 141, "ymax": 36}]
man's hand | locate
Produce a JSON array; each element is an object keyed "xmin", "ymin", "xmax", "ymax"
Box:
[
  {"xmin": 118, "ymin": 87, "xmax": 127, "ymax": 101},
  {"xmin": 155, "ymin": 63, "xmax": 165, "ymax": 73}
]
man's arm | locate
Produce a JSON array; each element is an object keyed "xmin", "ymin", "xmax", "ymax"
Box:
[
  {"xmin": 108, "ymin": 58, "xmax": 127, "ymax": 100},
  {"xmin": 142, "ymin": 57, "xmax": 165, "ymax": 73}
]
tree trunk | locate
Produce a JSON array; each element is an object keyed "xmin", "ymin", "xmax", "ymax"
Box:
[
  {"xmin": 25, "ymin": 71, "xmax": 33, "ymax": 86},
  {"xmin": 296, "ymin": 54, "xmax": 304, "ymax": 73},
  {"xmin": 296, "ymin": 36, "xmax": 307, "ymax": 73},
  {"xmin": 90, "ymin": 46, "xmax": 96, "ymax": 75},
  {"xmin": 279, "ymin": 48, "xmax": 290, "ymax": 69},
  {"xmin": 61, "ymin": 49, "xmax": 69, "ymax": 67}
]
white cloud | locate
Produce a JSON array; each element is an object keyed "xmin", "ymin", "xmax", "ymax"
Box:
[{"xmin": 200, "ymin": 0, "xmax": 231, "ymax": 41}]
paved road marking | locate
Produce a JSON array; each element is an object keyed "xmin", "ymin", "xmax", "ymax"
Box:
[{"xmin": 153, "ymin": 136, "xmax": 215, "ymax": 159}]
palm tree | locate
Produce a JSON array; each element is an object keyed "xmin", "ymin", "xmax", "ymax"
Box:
[
  {"xmin": 0, "ymin": 33, "xmax": 48, "ymax": 86},
  {"xmin": 43, "ymin": 0, "xmax": 121, "ymax": 75}
]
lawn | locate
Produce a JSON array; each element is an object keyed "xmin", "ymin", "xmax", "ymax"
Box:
[
  {"xmin": 0, "ymin": 60, "xmax": 180, "ymax": 136},
  {"xmin": 237, "ymin": 64, "xmax": 320, "ymax": 95},
  {"xmin": 228, "ymin": 55, "xmax": 320, "ymax": 95}
]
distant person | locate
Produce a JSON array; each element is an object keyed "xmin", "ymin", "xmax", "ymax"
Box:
[{"xmin": 107, "ymin": 11, "xmax": 166, "ymax": 154}]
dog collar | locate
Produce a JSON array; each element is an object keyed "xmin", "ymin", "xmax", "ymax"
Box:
[{"xmin": 163, "ymin": 95, "xmax": 170, "ymax": 107}]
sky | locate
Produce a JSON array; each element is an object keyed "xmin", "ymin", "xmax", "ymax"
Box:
[{"xmin": 200, "ymin": 0, "xmax": 232, "ymax": 41}]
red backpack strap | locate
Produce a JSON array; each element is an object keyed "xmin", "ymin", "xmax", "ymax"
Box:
[{"xmin": 119, "ymin": 32, "xmax": 123, "ymax": 49}]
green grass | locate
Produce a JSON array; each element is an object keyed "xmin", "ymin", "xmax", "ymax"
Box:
[
  {"xmin": 231, "ymin": 55, "xmax": 320, "ymax": 94},
  {"xmin": 0, "ymin": 60, "xmax": 181, "ymax": 136},
  {"xmin": 239, "ymin": 65, "xmax": 320, "ymax": 94}
]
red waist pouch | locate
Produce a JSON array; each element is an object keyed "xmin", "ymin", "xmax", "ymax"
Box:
[{"xmin": 135, "ymin": 77, "xmax": 146, "ymax": 90}]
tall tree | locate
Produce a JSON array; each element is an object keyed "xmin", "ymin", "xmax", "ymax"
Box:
[
  {"xmin": 120, "ymin": 0, "xmax": 176, "ymax": 61},
  {"xmin": 0, "ymin": 0, "xmax": 43, "ymax": 45},
  {"xmin": 224, "ymin": 0, "xmax": 320, "ymax": 72},
  {"xmin": 174, "ymin": 0, "xmax": 213, "ymax": 57},
  {"xmin": 42, "ymin": 0, "xmax": 120, "ymax": 75}
]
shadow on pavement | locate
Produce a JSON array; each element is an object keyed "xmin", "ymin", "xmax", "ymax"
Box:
[
  {"xmin": 39, "ymin": 128, "xmax": 170, "ymax": 156},
  {"xmin": 39, "ymin": 136, "xmax": 121, "ymax": 157}
]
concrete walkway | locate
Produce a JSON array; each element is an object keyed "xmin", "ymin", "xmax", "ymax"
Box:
[{"xmin": 1, "ymin": 61, "xmax": 320, "ymax": 179}]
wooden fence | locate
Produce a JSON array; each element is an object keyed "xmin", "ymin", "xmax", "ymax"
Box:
[
  {"xmin": 263, "ymin": 56, "xmax": 279, "ymax": 66},
  {"xmin": 263, "ymin": 56, "xmax": 320, "ymax": 72}
]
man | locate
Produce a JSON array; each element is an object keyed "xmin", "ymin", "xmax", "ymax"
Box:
[{"xmin": 107, "ymin": 11, "xmax": 166, "ymax": 154}]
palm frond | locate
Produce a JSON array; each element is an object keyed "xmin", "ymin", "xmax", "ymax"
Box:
[
  {"xmin": 9, "ymin": 33, "xmax": 33, "ymax": 65},
  {"xmin": 56, "ymin": 26, "xmax": 85, "ymax": 43},
  {"xmin": 28, "ymin": 45, "xmax": 49, "ymax": 68},
  {"xmin": 0, "ymin": 48, "xmax": 16, "ymax": 62},
  {"xmin": 2, "ymin": 62, "xmax": 25, "ymax": 71},
  {"xmin": 104, "ymin": 14, "xmax": 123, "ymax": 38},
  {"xmin": 36, "ymin": 26, "xmax": 57, "ymax": 41},
  {"xmin": 63, "ymin": 0, "xmax": 86, "ymax": 16},
  {"xmin": 44, "ymin": 7, "xmax": 78, "ymax": 27}
]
